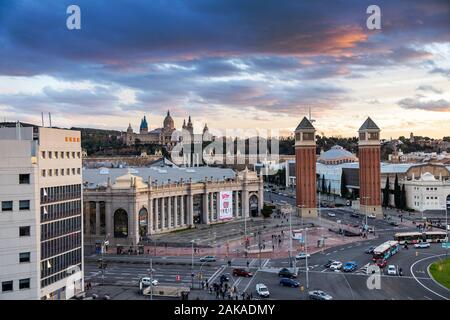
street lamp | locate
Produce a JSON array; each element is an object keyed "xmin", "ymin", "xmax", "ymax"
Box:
[
  {"xmin": 361, "ymin": 196, "xmax": 370, "ymax": 235},
  {"xmin": 100, "ymin": 233, "xmax": 110, "ymax": 286},
  {"xmin": 190, "ymin": 239, "xmax": 196, "ymax": 289}
]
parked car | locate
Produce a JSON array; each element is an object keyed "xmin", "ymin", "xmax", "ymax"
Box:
[
  {"xmin": 200, "ymin": 256, "xmax": 216, "ymax": 262},
  {"xmin": 295, "ymin": 252, "xmax": 311, "ymax": 260},
  {"xmin": 368, "ymin": 214, "xmax": 376, "ymax": 219},
  {"xmin": 280, "ymin": 278, "xmax": 299, "ymax": 288},
  {"xmin": 376, "ymin": 259, "xmax": 387, "ymax": 268},
  {"xmin": 346, "ymin": 200, "xmax": 351, "ymax": 206},
  {"xmin": 327, "ymin": 212, "xmax": 336, "ymax": 217},
  {"xmin": 365, "ymin": 246, "xmax": 375, "ymax": 254},
  {"xmin": 351, "ymin": 213, "xmax": 360, "ymax": 218},
  {"xmin": 308, "ymin": 290, "xmax": 333, "ymax": 300},
  {"xmin": 324, "ymin": 260, "xmax": 337, "ymax": 268},
  {"xmin": 330, "ymin": 261, "xmax": 343, "ymax": 271},
  {"xmin": 278, "ymin": 268, "xmax": 297, "ymax": 278},
  {"xmin": 390, "ymin": 221, "xmax": 399, "ymax": 227},
  {"xmin": 256, "ymin": 283, "xmax": 270, "ymax": 298},
  {"xmin": 414, "ymin": 242, "xmax": 430, "ymax": 249},
  {"xmin": 342, "ymin": 261, "xmax": 358, "ymax": 272},
  {"xmin": 140, "ymin": 277, "xmax": 158, "ymax": 287},
  {"xmin": 233, "ymin": 268, "xmax": 253, "ymax": 277},
  {"xmin": 387, "ymin": 265, "xmax": 397, "ymax": 275}
]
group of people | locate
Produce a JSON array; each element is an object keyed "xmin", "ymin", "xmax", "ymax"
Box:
[{"xmin": 202, "ymin": 279, "xmax": 254, "ymax": 300}]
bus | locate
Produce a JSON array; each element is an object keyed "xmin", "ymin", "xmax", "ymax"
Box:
[
  {"xmin": 372, "ymin": 241, "xmax": 400, "ymax": 262},
  {"xmin": 394, "ymin": 231, "xmax": 447, "ymax": 244}
]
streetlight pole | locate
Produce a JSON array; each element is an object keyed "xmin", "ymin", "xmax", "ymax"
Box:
[
  {"xmin": 100, "ymin": 234, "xmax": 110, "ymax": 287},
  {"xmin": 305, "ymin": 226, "xmax": 309, "ymax": 289},
  {"xmin": 191, "ymin": 240, "xmax": 195, "ymax": 289}
]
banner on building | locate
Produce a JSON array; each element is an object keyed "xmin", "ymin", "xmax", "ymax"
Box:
[{"xmin": 219, "ymin": 191, "xmax": 233, "ymax": 220}]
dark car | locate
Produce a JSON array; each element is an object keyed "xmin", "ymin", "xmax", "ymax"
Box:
[
  {"xmin": 232, "ymin": 268, "xmax": 253, "ymax": 277},
  {"xmin": 280, "ymin": 278, "xmax": 299, "ymax": 288},
  {"xmin": 199, "ymin": 256, "xmax": 216, "ymax": 262},
  {"xmin": 219, "ymin": 274, "xmax": 230, "ymax": 282},
  {"xmin": 365, "ymin": 246, "xmax": 375, "ymax": 254},
  {"xmin": 351, "ymin": 213, "xmax": 360, "ymax": 218},
  {"xmin": 278, "ymin": 268, "xmax": 297, "ymax": 278},
  {"xmin": 390, "ymin": 221, "xmax": 399, "ymax": 227}
]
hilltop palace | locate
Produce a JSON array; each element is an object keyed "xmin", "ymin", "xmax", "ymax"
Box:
[{"xmin": 123, "ymin": 110, "xmax": 212, "ymax": 148}]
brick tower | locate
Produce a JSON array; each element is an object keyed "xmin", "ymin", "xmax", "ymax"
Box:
[
  {"xmin": 295, "ymin": 117, "xmax": 318, "ymax": 218},
  {"xmin": 358, "ymin": 117, "xmax": 382, "ymax": 218}
]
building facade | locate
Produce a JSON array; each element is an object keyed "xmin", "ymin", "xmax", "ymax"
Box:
[
  {"xmin": 123, "ymin": 111, "xmax": 211, "ymax": 148},
  {"xmin": 294, "ymin": 117, "xmax": 317, "ymax": 218},
  {"xmin": 0, "ymin": 126, "xmax": 83, "ymax": 300},
  {"xmin": 83, "ymin": 166, "xmax": 264, "ymax": 246}
]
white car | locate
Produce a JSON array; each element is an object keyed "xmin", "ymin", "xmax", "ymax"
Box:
[
  {"xmin": 368, "ymin": 214, "xmax": 376, "ymax": 219},
  {"xmin": 414, "ymin": 242, "xmax": 431, "ymax": 249},
  {"xmin": 256, "ymin": 283, "xmax": 270, "ymax": 298},
  {"xmin": 329, "ymin": 261, "xmax": 343, "ymax": 270},
  {"xmin": 327, "ymin": 212, "xmax": 336, "ymax": 217},
  {"xmin": 295, "ymin": 252, "xmax": 311, "ymax": 260},
  {"xmin": 387, "ymin": 265, "xmax": 397, "ymax": 275},
  {"xmin": 140, "ymin": 277, "xmax": 158, "ymax": 287}
]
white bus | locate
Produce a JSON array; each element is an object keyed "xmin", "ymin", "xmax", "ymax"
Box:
[{"xmin": 394, "ymin": 231, "xmax": 447, "ymax": 244}]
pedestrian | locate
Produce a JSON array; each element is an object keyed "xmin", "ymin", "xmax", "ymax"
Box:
[{"xmin": 246, "ymin": 260, "xmax": 249, "ymax": 268}]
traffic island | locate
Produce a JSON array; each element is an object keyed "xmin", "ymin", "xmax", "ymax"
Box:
[{"xmin": 429, "ymin": 258, "xmax": 450, "ymax": 290}]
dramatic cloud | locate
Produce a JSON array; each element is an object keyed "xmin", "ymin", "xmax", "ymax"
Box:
[{"xmin": 398, "ymin": 98, "xmax": 450, "ymax": 112}]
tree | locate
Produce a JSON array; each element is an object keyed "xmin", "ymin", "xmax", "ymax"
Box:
[
  {"xmin": 400, "ymin": 184, "xmax": 407, "ymax": 210},
  {"xmin": 394, "ymin": 174, "xmax": 401, "ymax": 208},
  {"xmin": 327, "ymin": 182, "xmax": 331, "ymax": 195},
  {"xmin": 340, "ymin": 171, "xmax": 348, "ymax": 198},
  {"xmin": 321, "ymin": 175, "xmax": 326, "ymax": 193},
  {"xmin": 261, "ymin": 203, "xmax": 274, "ymax": 218},
  {"xmin": 383, "ymin": 176, "xmax": 390, "ymax": 208}
]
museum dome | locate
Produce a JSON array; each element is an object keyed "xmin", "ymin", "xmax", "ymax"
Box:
[{"xmin": 163, "ymin": 110, "xmax": 174, "ymax": 129}]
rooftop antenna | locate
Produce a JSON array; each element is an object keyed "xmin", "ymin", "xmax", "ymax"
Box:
[
  {"xmin": 308, "ymin": 106, "xmax": 316, "ymax": 123},
  {"xmin": 41, "ymin": 112, "xmax": 45, "ymax": 127},
  {"xmin": 48, "ymin": 112, "xmax": 52, "ymax": 128}
]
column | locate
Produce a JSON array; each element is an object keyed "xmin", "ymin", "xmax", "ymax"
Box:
[
  {"xmin": 85, "ymin": 202, "xmax": 91, "ymax": 235},
  {"xmin": 148, "ymin": 198, "xmax": 153, "ymax": 235},
  {"xmin": 161, "ymin": 197, "xmax": 166, "ymax": 230},
  {"xmin": 95, "ymin": 202, "xmax": 101, "ymax": 236},
  {"xmin": 174, "ymin": 195, "xmax": 178, "ymax": 228},
  {"xmin": 189, "ymin": 194, "xmax": 194, "ymax": 227},
  {"xmin": 210, "ymin": 192, "xmax": 214, "ymax": 222},
  {"xmin": 203, "ymin": 192, "xmax": 210, "ymax": 224},
  {"xmin": 180, "ymin": 195, "xmax": 185, "ymax": 226},
  {"xmin": 243, "ymin": 190, "xmax": 249, "ymax": 218},
  {"xmin": 105, "ymin": 201, "xmax": 112, "ymax": 237},
  {"xmin": 234, "ymin": 191, "xmax": 239, "ymax": 218},
  {"xmin": 154, "ymin": 198, "xmax": 159, "ymax": 232},
  {"xmin": 167, "ymin": 196, "xmax": 172, "ymax": 229}
]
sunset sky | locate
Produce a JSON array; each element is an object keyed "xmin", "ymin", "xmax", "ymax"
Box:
[{"xmin": 0, "ymin": 0, "xmax": 449, "ymax": 138}]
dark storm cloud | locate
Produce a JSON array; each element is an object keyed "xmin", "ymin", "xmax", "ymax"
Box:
[{"xmin": 0, "ymin": 0, "xmax": 449, "ymax": 120}]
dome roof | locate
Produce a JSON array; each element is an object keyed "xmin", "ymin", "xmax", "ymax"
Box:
[
  {"xmin": 319, "ymin": 145, "xmax": 356, "ymax": 161},
  {"xmin": 163, "ymin": 110, "xmax": 174, "ymax": 129},
  {"xmin": 421, "ymin": 172, "xmax": 436, "ymax": 181}
]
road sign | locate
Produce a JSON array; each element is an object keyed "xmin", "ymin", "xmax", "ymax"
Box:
[{"xmin": 442, "ymin": 243, "xmax": 450, "ymax": 249}]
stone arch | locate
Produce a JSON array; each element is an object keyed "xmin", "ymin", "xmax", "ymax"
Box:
[
  {"xmin": 138, "ymin": 207, "xmax": 148, "ymax": 237},
  {"xmin": 114, "ymin": 208, "xmax": 128, "ymax": 238},
  {"xmin": 249, "ymin": 193, "xmax": 259, "ymax": 217}
]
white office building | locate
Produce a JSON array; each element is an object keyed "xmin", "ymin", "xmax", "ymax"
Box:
[{"xmin": 0, "ymin": 125, "xmax": 84, "ymax": 300}]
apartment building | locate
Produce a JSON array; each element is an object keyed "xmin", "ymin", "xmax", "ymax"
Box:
[{"xmin": 0, "ymin": 125, "xmax": 84, "ymax": 300}]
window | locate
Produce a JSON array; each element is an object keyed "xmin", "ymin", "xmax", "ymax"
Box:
[
  {"xmin": 61, "ymin": 151, "xmax": 64, "ymax": 159},
  {"xmin": 19, "ymin": 174, "xmax": 30, "ymax": 184},
  {"xmin": 55, "ymin": 169, "xmax": 59, "ymax": 176},
  {"xmin": 77, "ymin": 168, "xmax": 81, "ymax": 175},
  {"xmin": 19, "ymin": 252, "xmax": 30, "ymax": 263},
  {"xmin": 48, "ymin": 151, "xmax": 52, "ymax": 159},
  {"xmin": 41, "ymin": 151, "xmax": 46, "ymax": 159},
  {"xmin": 368, "ymin": 132, "xmax": 379, "ymax": 140},
  {"xmin": 302, "ymin": 132, "xmax": 314, "ymax": 141},
  {"xmin": 55, "ymin": 151, "xmax": 59, "ymax": 159},
  {"xmin": 66, "ymin": 168, "xmax": 70, "ymax": 175},
  {"xmin": 48, "ymin": 169, "xmax": 52, "ymax": 177},
  {"xmin": 19, "ymin": 278, "xmax": 30, "ymax": 290},
  {"xmin": 72, "ymin": 168, "xmax": 76, "ymax": 175},
  {"xmin": 66, "ymin": 152, "xmax": 70, "ymax": 158},
  {"xmin": 2, "ymin": 201, "xmax": 13, "ymax": 212},
  {"xmin": 2, "ymin": 281, "xmax": 13, "ymax": 292},
  {"xmin": 77, "ymin": 152, "xmax": 81, "ymax": 158},
  {"xmin": 19, "ymin": 200, "xmax": 30, "ymax": 211},
  {"xmin": 42, "ymin": 169, "xmax": 46, "ymax": 177},
  {"xmin": 61, "ymin": 169, "xmax": 65, "ymax": 176},
  {"xmin": 19, "ymin": 226, "xmax": 30, "ymax": 237}
]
